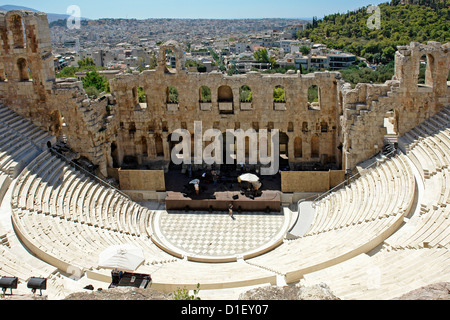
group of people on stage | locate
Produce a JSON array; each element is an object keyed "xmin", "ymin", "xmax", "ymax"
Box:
[{"xmin": 187, "ymin": 165, "xmax": 263, "ymax": 200}]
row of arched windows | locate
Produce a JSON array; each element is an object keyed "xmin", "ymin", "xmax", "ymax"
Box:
[
  {"xmin": 132, "ymin": 85, "xmax": 324, "ymax": 107},
  {"xmin": 126, "ymin": 131, "xmax": 321, "ymax": 161},
  {"xmin": 130, "ymin": 136, "xmax": 320, "ymax": 160}
]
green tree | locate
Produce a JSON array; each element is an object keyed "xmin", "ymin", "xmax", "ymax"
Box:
[
  {"xmin": 297, "ymin": 2, "xmax": 450, "ymax": 63},
  {"xmin": 78, "ymin": 57, "xmax": 95, "ymax": 67},
  {"xmin": 85, "ymin": 86, "xmax": 100, "ymax": 99},
  {"xmin": 82, "ymin": 70, "xmax": 109, "ymax": 93},
  {"xmin": 253, "ymin": 48, "xmax": 270, "ymax": 63},
  {"xmin": 300, "ymin": 46, "xmax": 311, "ymax": 55},
  {"xmin": 56, "ymin": 66, "xmax": 78, "ymax": 78},
  {"xmin": 382, "ymin": 46, "xmax": 396, "ymax": 63}
]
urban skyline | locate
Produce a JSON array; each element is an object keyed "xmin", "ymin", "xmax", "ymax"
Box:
[{"xmin": 2, "ymin": 0, "xmax": 388, "ymax": 19}]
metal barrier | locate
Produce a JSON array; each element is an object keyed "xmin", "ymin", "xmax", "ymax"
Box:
[{"xmin": 49, "ymin": 148, "xmax": 131, "ymax": 200}]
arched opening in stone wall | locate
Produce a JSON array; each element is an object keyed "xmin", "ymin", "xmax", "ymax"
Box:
[
  {"xmin": 141, "ymin": 136, "xmax": 148, "ymax": 157},
  {"xmin": 321, "ymin": 121, "xmax": 329, "ymax": 133},
  {"xmin": 308, "ymin": 85, "xmax": 320, "ymax": 110},
  {"xmin": 199, "ymin": 86, "xmax": 212, "ymax": 103},
  {"xmin": 302, "ymin": 122, "xmax": 309, "ymax": 133},
  {"xmin": 218, "ymin": 85, "xmax": 233, "ymax": 102},
  {"xmin": 288, "ymin": 122, "xmax": 294, "ymax": 132},
  {"xmin": 311, "ymin": 135, "xmax": 320, "ymax": 158},
  {"xmin": 155, "ymin": 135, "xmax": 164, "ymax": 157},
  {"xmin": 273, "ymin": 85, "xmax": 285, "ymax": 103},
  {"xmin": 167, "ymin": 86, "xmax": 179, "ymax": 104},
  {"xmin": 294, "ymin": 137, "xmax": 303, "ymax": 158},
  {"xmin": 9, "ymin": 14, "xmax": 26, "ymax": 49},
  {"xmin": 425, "ymin": 54, "xmax": 435, "ymax": 87},
  {"xmin": 137, "ymin": 87, "xmax": 147, "ymax": 108},
  {"xmin": 418, "ymin": 54, "xmax": 435, "ymax": 87},
  {"xmin": 129, "ymin": 122, "xmax": 136, "ymax": 136},
  {"xmin": 190, "ymin": 134, "xmax": 195, "ymax": 157},
  {"xmin": 218, "ymin": 85, "xmax": 234, "ymax": 114},
  {"xmin": 162, "ymin": 121, "xmax": 168, "ymax": 132},
  {"xmin": 245, "ymin": 136, "xmax": 250, "ymax": 157},
  {"xmin": 279, "ymin": 132, "xmax": 289, "ymax": 159},
  {"xmin": 418, "ymin": 54, "xmax": 427, "ymax": 85},
  {"xmin": 164, "ymin": 49, "xmax": 177, "ymax": 73},
  {"xmin": 132, "ymin": 87, "xmax": 138, "ymax": 105},
  {"xmin": 17, "ymin": 58, "xmax": 30, "ymax": 81},
  {"xmin": 279, "ymin": 132, "xmax": 289, "ymax": 169},
  {"xmin": 384, "ymin": 109, "xmax": 399, "ymax": 136},
  {"xmin": 111, "ymin": 142, "xmax": 120, "ymax": 168},
  {"xmin": 240, "ymin": 85, "xmax": 252, "ymax": 103}
]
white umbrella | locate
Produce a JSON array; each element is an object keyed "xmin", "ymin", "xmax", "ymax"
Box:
[
  {"xmin": 98, "ymin": 244, "xmax": 145, "ymax": 271},
  {"xmin": 238, "ymin": 173, "xmax": 260, "ymax": 183}
]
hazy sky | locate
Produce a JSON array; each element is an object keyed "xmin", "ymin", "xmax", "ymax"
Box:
[{"xmin": 5, "ymin": 0, "xmax": 389, "ymax": 19}]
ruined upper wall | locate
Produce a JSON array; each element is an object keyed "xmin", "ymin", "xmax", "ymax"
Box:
[
  {"xmin": 340, "ymin": 41, "xmax": 450, "ymax": 170},
  {"xmin": 108, "ymin": 40, "xmax": 343, "ymax": 167},
  {"xmin": 395, "ymin": 41, "xmax": 450, "ymax": 97},
  {"xmin": 0, "ymin": 11, "xmax": 449, "ymax": 175},
  {"xmin": 0, "ymin": 10, "xmax": 55, "ymax": 83}
]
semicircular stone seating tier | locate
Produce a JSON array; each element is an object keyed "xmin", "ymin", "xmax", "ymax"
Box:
[
  {"xmin": 0, "ymin": 106, "xmax": 56, "ymax": 179},
  {"xmin": 6, "ymin": 102, "xmax": 449, "ymax": 298},
  {"xmin": 301, "ymin": 106, "xmax": 450, "ymax": 300},
  {"xmin": 10, "ymin": 146, "xmax": 417, "ymax": 293}
]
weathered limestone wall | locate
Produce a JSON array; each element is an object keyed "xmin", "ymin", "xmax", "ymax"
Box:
[
  {"xmin": 340, "ymin": 42, "xmax": 450, "ymax": 170},
  {"xmin": 0, "ymin": 10, "xmax": 55, "ymax": 122},
  {"xmin": 118, "ymin": 169, "xmax": 166, "ymax": 191},
  {"xmin": 281, "ymin": 170, "xmax": 345, "ymax": 193},
  {"xmin": 0, "ymin": 11, "xmax": 449, "ymax": 188},
  {"xmin": 110, "ymin": 64, "xmax": 341, "ymax": 169}
]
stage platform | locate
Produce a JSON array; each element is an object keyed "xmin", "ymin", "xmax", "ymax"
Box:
[{"xmin": 165, "ymin": 190, "xmax": 281, "ymax": 212}]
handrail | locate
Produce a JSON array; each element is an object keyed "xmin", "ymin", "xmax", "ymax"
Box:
[
  {"xmin": 49, "ymin": 148, "xmax": 131, "ymax": 200},
  {"xmin": 312, "ymin": 149, "xmax": 397, "ymax": 208}
]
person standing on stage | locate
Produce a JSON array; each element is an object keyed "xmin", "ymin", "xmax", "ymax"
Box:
[
  {"xmin": 229, "ymin": 203, "xmax": 234, "ymax": 219},
  {"xmin": 195, "ymin": 182, "xmax": 200, "ymax": 196}
]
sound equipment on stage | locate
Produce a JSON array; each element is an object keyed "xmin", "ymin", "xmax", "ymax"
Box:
[
  {"xmin": 0, "ymin": 277, "xmax": 18, "ymax": 295},
  {"xmin": 27, "ymin": 277, "xmax": 47, "ymax": 296},
  {"xmin": 232, "ymin": 195, "xmax": 239, "ymax": 200},
  {"xmin": 109, "ymin": 271, "xmax": 152, "ymax": 290}
]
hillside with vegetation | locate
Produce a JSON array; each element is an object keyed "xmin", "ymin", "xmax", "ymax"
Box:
[
  {"xmin": 297, "ymin": 0, "xmax": 449, "ymax": 86},
  {"xmin": 299, "ymin": 0, "xmax": 449, "ymax": 64}
]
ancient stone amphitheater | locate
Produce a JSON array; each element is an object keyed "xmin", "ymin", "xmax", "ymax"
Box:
[{"xmin": 0, "ymin": 10, "xmax": 449, "ymax": 300}]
